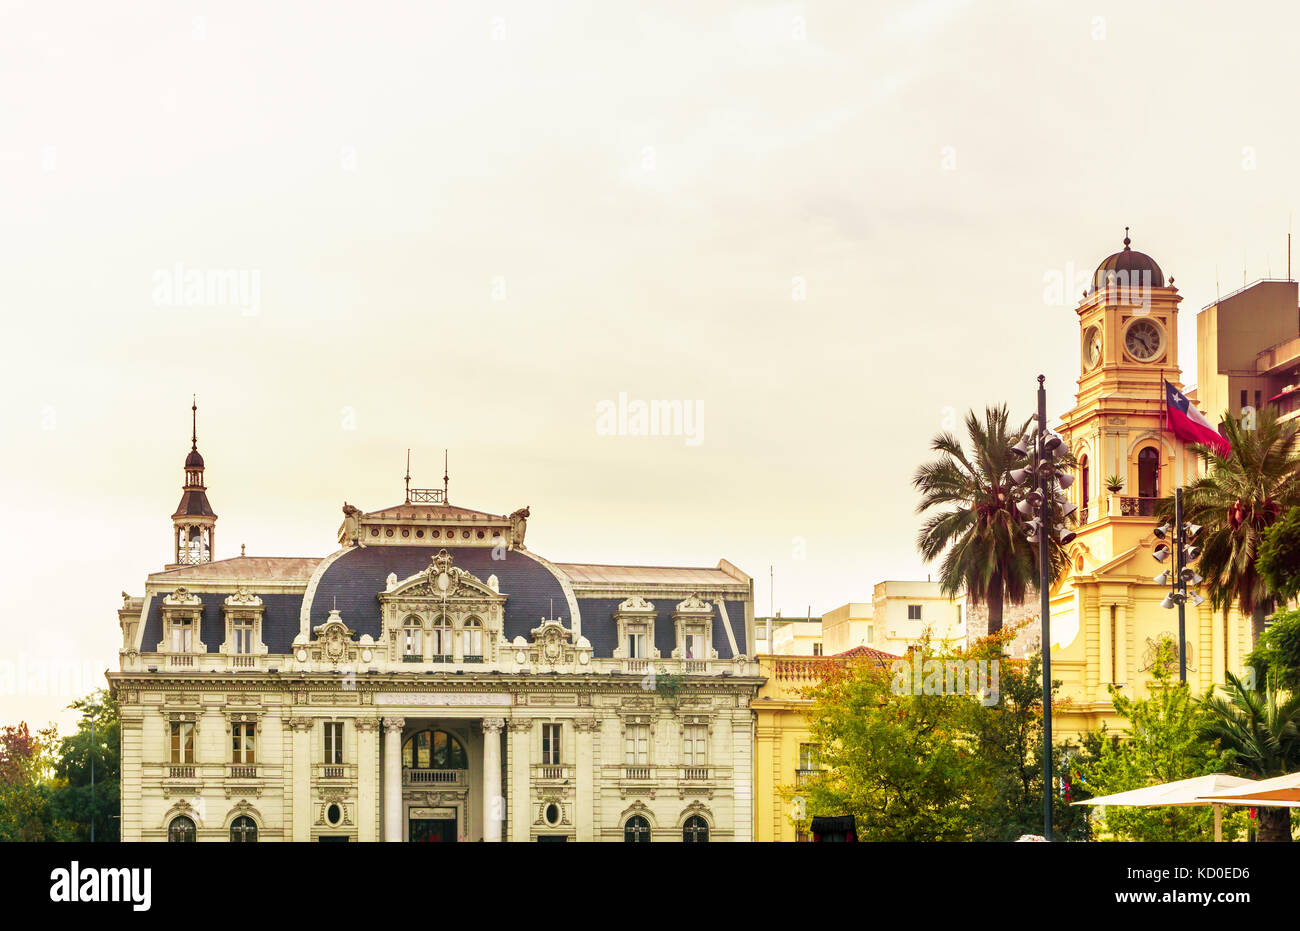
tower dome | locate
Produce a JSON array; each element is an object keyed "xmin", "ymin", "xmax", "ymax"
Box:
[{"xmin": 1090, "ymin": 228, "xmax": 1164, "ymax": 293}]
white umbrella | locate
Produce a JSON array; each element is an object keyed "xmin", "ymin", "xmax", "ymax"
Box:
[
  {"xmin": 1196, "ymin": 770, "xmax": 1300, "ymax": 807},
  {"xmin": 1073, "ymin": 774, "xmax": 1258, "ymax": 841}
]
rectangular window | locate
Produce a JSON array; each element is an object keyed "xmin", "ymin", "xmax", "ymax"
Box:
[
  {"xmin": 907, "ymin": 604, "xmax": 922, "ymax": 620},
  {"xmin": 1241, "ymin": 388, "xmax": 1248, "ymax": 407},
  {"xmin": 170, "ymin": 618, "xmax": 193, "ymax": 652},
  {"xmin": 798, "ymin": 743, "xmax": 821, "ymax": 771},
  {"xmin": 1255, "ymin": 390, "xmax": 1262, "ymax": 409},
  {"xmin": 404, "ymin": 625, "xmax": 422, "ymax": 656},
  {"xmin": 628, "ymin": 630, "xmax": 647, "ymax": 659},
  {"xmin": 684, "ymin": 628, "xmax": 707, "ymax": 659},
  {"xmin": 682, "ymin": 724, "xmax": 707, "ymax": 765},
  {"xmin": 170, "ymin": 722, "xmax": 194, "ymax": 763},
  {"xmin": 955, "ymin": 604, "xmax": 963, "ymax": 625},
  {"xmin": 323, "ymin": 722, "xmax": 344, "ymax": 764},
  {"xmin": 231, "ymin": 722, "xmax": 255, "ymax": 764},
  {"xmin": 812, "ymin": 642, "xmax": 823, "ymax": 656},
  {"xmin": 233, "ymin": 617, "xmax": 254, "ymax": 654},
  {"xmin": 625, "ymin": 724, "xmax": 649, "ymax": 765},
  {"xmin": 542, "ymin": 724, "xmax": 561, "ymax": 765}
]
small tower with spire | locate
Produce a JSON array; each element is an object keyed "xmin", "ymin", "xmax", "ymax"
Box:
[{"xmin": 167, "ymin": 396, "xmax": 218, "ymax": 569}]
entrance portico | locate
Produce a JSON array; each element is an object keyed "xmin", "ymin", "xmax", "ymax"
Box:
[{"xmin": 379, "ymin": 694, "xmax": 510, "ymax": 842}]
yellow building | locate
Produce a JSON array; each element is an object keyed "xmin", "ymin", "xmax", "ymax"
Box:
[
  {"xmin": 1049, "ymin": 234, "xmax": 1253, "ymax": 740},
  {"xmin": 751, "ymin": 648, "xmax": 896, "ymax": 841}
]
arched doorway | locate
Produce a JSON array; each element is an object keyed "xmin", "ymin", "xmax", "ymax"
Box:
[{"xmin": 624, "ymin": 815, "xmax": 651, "ymax": 842}]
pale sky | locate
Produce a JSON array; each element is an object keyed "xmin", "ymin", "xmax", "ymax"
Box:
[{"xmin": 3, "ymin": 1, "xmax": 1299, "ymax": 730}]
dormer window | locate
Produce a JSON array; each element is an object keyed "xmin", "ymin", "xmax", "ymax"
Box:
[
  {"xmin": 462, "ymin": 617, "xmax": 483, "ymax": 662},
  {"xmin": 671, "ymin": 594, "xmax": 717, "ymax": 663},
  {"xmin": 402, "ymin": 616, "xmax": 423, "ymax": 661},
  {"xmin": 613, "ymin": 596, "xmax": 659, "ymax": 661},
  {"xmin": 158, "ymin": 588, "xmax": 206, "ymax": 654},
  {"xmin": 221, "ymin": 590, "xmax": 265, "ymax": 658}
]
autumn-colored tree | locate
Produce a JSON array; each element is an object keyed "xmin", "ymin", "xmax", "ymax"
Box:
[{"xmin": 0, "ymin": 722, "xmax": 76, "ymax": 842}]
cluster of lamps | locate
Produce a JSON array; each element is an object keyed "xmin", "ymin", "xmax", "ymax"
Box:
[
  {"xmin": 1010, "ymin": 422, "xmax": 1078, "ymax": 545},
  {"xmin": 1152, "ymin": 510, "xmax": 1205, "ymax": 608}
]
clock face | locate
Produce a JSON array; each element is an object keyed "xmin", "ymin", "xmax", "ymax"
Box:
[
  {"xmin": 1084, "ymin": 326, "xmax": 1102, "ymax": 369},
  {"xmin": 1124, "ymin": 318, "xmax": 1163, "ymax": 361}
]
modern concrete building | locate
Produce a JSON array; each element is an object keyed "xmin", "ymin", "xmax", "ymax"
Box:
[{"xmin": 1196, "ymin": 278, "xmax": 1300, "ymax": 425}]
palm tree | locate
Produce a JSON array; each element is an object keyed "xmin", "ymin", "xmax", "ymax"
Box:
[
  {"xmin": 1178, "ymin": 407, "xmax": 1300, "ymax": 641},
  {"xmin": 913, "ymin": 405, "xmax": 1071, "ymax": 636},
  {"xmin": 1200, "ymin": 671, "xmax": 1300, "ymax": 842}
]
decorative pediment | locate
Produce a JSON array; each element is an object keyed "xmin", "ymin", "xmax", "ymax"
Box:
[
  {"xmin": 523, "ymin": 618, "xmax": 592, "ymax": 669},
  {"xmin": 380, "ymin": 549, "xmax": 506, "ymax": 607},
  {"xmin": 617, "ymin": 595, "xmax": 657, "ymax": 615},
  {"xmin": 225, "ymin": 588, "xmax": 263, "ymax": 608},
  {"xmin": 310, "ymin": 609, "xmax": 360, "ymax": 665},
  {"xmin": 674, "ymin": 593, "xmax": 714, "ymax": 618},
  {"xmin": 163, "ymin": 587, "xmax": 202, "ymax": 607}
]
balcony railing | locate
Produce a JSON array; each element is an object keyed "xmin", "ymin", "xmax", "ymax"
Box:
[
  {"xmin": 168, "ymin": 765, "xmax": 196, "ymax": 779},
  {"xmin": 795, "ymin": 768, "xmax": 820, "ymax": 786},
  {"xmin": 404, "ymin": 768, "xmax": 466, "ymax": 786},
  {"xmin": 682, "ymin": 660, "xmax": 709, "ymax": 674},
  {"xmin": 167, "ymin": 654, "xmax": 195, "ymax": 668},
  {"xmin": 623, "ymin": 765, "xmax": 652, "ymax": 781},
  {"xmin": 314, "ymin": 763, "xmax": 356, "ymax": 782},
  {"xmin": 625, "ymin": 659, "xmax": 649, "ymax": 674},
  {"xmin": 682, "ymin": 766, "xmax": 710, "ymax": 780},
  {"xmin": 533, "ymin": 764, "xmax": 570, "ymax": 782},
  {"xmin": 228, "ymin": 764, "xmax": 258, "ymax": 779},
  {"xmin": 1119, "ymin": 496, "xmax": 1158, "ymax": 517}
]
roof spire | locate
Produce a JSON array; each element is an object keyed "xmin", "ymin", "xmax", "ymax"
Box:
[
  {"xmin": 404, "ymin": 449, "xmax": 411, "ymax": 504},
  {"xmin": 191, "ymin": 394, "xmax": 198, "ymax": 451},
  {"xmin": 443, "ymin": 449, "xmax": 449, "ymax": 502},
  {"xmin": 1123, "ymin": 226, "xmax": 1131, "ymax": 250}
]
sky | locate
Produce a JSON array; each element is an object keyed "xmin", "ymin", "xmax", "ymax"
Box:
[{"xmin": 3, "ymin": 0, "xmax": 1300, "ymax": 730}]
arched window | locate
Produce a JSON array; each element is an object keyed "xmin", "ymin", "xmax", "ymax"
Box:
[
  {"xmin": 402, "ymin": 616, "xmax": 423, "ymax": 659},
  {"xmin": 431, "ymin": 615, "xmax": 452, "ymax": 660},
  {"xmin": 624, "ymin": 815, "xmax": 651, "ymax": 843},
  {"xmin": 1137, "ymin": 447, "xmax": 1160, "ymax": 500},
  {"xmin": 683, "ymin": 815, "xmax": 709, "ymax": 843},
  {"xmin": 462, "ymin": 617, "xmax": 483, "ymax": 661},
  {"xmin": 402, "ymin": 729, "xmax": 469, "ymax": 770},
  {"xmin": 168, "ymin": 815, "xmax": 196, "ymax": 843},
  {"xmin": 230, "ymin": 816, "xmax": 257, "ymax": 843}
]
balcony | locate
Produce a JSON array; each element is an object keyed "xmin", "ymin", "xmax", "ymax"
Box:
[
  {"xmin": 314, "ymin": 763, "xmax": 356, "ymax": 782},
  {"xmin": 682, "ymin": 660, "xmax": 709, "ymax": 674},
  {"xmin": 623, "ymin": 765, "xmax": 652, "ymax": 781},
  {"xmin": 227, "ymin": 764, "xmax": 259, "ymax": 780},
  {"xmin": 167, "ymin": 654, "xmax": 196, "ymax": 668},
  {"xmin": 168, "ymin": 765, "xmax": 196, "ymax": 779},
  {"xmin": 681, "ymin": 766, "xmax": 710, "ymax": 781},
  {"xmin": 795, "ymin": 768, "xmax": 820, "ymax": 787},
  {"xmin": 533, "ymin": 764, "xmax": 572, "ymax": 783},
  {"xmin": 1119, "ymin": 496, "xmax": 1158, "ymax": 517},
  {"xmin": 403, "ymin": 768, "xmax": 467, "ymax": 787}
]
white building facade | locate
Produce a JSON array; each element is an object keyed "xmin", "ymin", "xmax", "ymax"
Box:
[{"xmin": 109, "ymin": 426, "xmax": 760, "ymax": 842}]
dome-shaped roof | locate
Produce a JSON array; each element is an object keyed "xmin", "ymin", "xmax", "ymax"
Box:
[
  {"xmin": 185, "ymin": 448, "xmax": 205, "ymax": 468},
  {"xmin": 1090, "ymin": 230, "xmax": 1164, "ymax": 293}
]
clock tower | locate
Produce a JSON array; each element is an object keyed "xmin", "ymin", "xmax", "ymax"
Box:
[
  {"xmin": 166, "ymin": 397, "xmax": 217, "ymax": 570},
  {"xmin": 1048, "ymin": 232, "xmax": 1251, "ymax": 739}
]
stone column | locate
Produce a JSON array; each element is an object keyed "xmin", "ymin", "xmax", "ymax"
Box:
[
  {"xmin": 1114, "ymin": 603, "xmax": 1127, "ymax": 687},
  {"xmin": 1099, "ymin": 605, "xmax": 1112, "ymax": 692},
  {"xmin": 482, "ymin": 718, "xmax": 505, "ymax": 842},
  {"xmin": 382, "ymin": 716, "xmax": 405, "ymax": 842},
  {"xmin": 289, "ymin": 717, "xmax": 313, "ymax": 842},
  {"xmin": 508, "ymin": 719, "xmax": 533, "ymax": 842},
  {"xmin": 356, "ymin": 718, "xmax": 380, "ymax": 842},
  {"xmin": 574, "ymin": 717, "xmax": 597, "ymax": 842}
]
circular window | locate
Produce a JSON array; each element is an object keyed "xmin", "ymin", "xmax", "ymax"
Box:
[
  {"xmin": 416, "ymin": 529, "xmax": 424, "ymax": 538},
  {"xmin": 370, "ymin": 529, "xmax": 379, "ymax": 537},
  {"xmin": 401, "ymin": 529, "xmax": 409, "ymax": 537},
  {"xmin": 326, "ymin": 804, "xmax": 342, "ymax": 826},
  {"xmin": 445, "ymin": 529, "xmax": 455, "ymax": 538},
  {"xmin": 462, "ymin": 530, "xmax": 471, "ymax": 539},
  {"xmin": 385, "ymin": 529, "xmax": 394, "ymax": 537},
  {"xmin": 545, "ymin": 803, "xmax": 561, "ymax": 826},
  {"xmin": 476, "ymin": 530, "xmax": 485, "ymax": 539},
  {"xmin": 432, "ymin": 530, "xmax": 440, "ymax": 538}
]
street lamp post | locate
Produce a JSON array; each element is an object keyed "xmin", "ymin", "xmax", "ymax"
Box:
[
  {"xmin": 1152, "ymin": 487, "xmax": 1203, "ymax": 683},
  {"xmin": 1010, "ymin": 375, "xmax": 1077, "ymax": 841}
]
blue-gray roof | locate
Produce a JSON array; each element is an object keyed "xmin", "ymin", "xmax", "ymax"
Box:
[
  {"xmin": 141, "ymin": 592, "xmax": 303, "ymax": 654},
  {"xmin": 577, "ymin": 598, "xmax": 748, "ymax": 658}
]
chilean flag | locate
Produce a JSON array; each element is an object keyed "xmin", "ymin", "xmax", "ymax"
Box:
[{"xmin": 1165, "ymin": 380, "xmax": 1232, "ymax": 458}]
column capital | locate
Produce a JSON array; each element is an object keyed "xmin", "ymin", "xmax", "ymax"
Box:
[
  {"xmin": 288, "ymin": 716, "xmax": 314, "ymax": 733},
  {"xmin": 383, "ymin": 716, "xmax": 405, "ymax": 734},
  {"xmin": 572, "ymin": 716, "xmax": 601, "ymax": 733},
  {"xmin": 481, "ymin": 717, "xmax": 506, "ymax": 735},
  {"xmin": 507, "ymin": 718, "xmax": 534, "ymax": 733},
  {"xmin": 355, "ymin": 717, "xmax": 382, "ymax": 733}
]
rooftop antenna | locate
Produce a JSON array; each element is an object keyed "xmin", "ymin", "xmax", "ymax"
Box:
[
  {"xmin": 443, "ymin": 449, "xmax": 449, "ymax": 502},
  {"xmin": 769, "ymin": 564, "xmax": 774, "ymax": 616},
  {"xmin": 404, "ymin": 449, "xmax": 411, "ymax": 504}
]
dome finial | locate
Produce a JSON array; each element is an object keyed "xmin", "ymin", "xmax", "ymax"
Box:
[
  {"xmin": 191, "ymin": 394, "xmax": 198, "ymax": 451},
  {"xmin": 1123, "ymin": 226, "xmax": 1131, "ymax": 250}
]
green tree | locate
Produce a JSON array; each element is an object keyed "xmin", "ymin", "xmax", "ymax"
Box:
[
  {"xmin": 0, "ymin": 722, "xmax": 76, "ymax": 841},
  {"xmin": 1180, "ymin": 407, "xmax": 1300, "ymax": 641},
  {"xmin": 799, "ymin": 628, "xmax": 1086, "ymax": 841},
  {"xmin": 1245, "ymin": 607, "xmax": 1300, "ymax": 692},
  {"xmin": 1076, "ymin": 637, "xmax": 1233, "ymax": 842},
  {"xmin": 1200, "ymin": 670, "xmax": 1300, "ymax": 843},
  {"xmin": 51, "ymin": 690, "xmax": 120, "ymax": 842},
  {"xmin": 913, "ymin": 405, "xmax": 1071, "ymax": 635},
  {"xmin": 1258, "ymin": 505, "xmax": 1300, "ymax": 604}
]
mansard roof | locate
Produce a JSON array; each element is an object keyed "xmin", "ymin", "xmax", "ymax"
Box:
[
  {"xmin": 150, "ymin": 556, "xmax": 322, "ymax": 582},
  {"xmin": 556, "ymin": 562, "xmax": 748, "ymax": 588}
]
